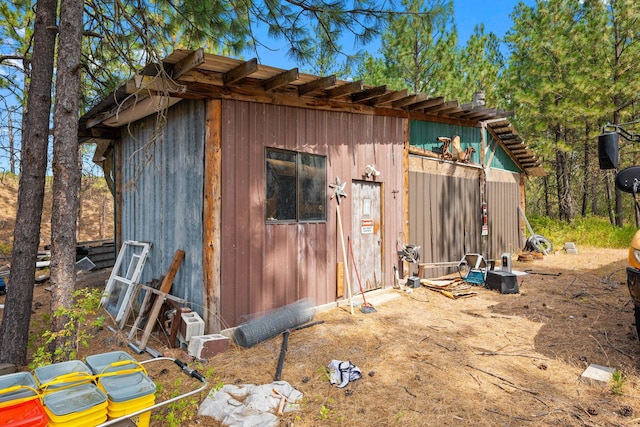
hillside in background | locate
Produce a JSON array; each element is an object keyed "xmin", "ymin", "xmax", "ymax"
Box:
[{"xmin": 0, "ymin": 173, "xmax": 114, "ymax": 258}]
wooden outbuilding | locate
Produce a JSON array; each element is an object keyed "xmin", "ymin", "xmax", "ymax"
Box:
[{"xmin": 79, "ymin": 49, "xmax": 543, "ymax": 332}]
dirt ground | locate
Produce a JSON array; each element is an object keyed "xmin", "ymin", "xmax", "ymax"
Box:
[
  {"xmin": 17, "ymin": 246, "xmax": 637, "ymax": 426},
  {"xmin": 2, "ymin": 174, "xmax": 639, "ymax": 425}
]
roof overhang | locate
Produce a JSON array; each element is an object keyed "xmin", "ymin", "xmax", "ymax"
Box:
[
  {"xmin": 483, "ymin": 119, "xmax": 546, "ymax": 177},
  {"xmin": 78, "ymin": 48, "xmax": 544, "ymax": 176}
]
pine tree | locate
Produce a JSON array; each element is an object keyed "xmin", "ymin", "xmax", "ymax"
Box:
[
  {"xmin": 456, "ymin": 24, "xmax": 503, "ymax": 106},
  {"xmin": 49, "ymin": 0, "xmax": 85, "ymax": 359},
  {"xmin": 373, "ymin": 0, "xmax": 459, "ymax": 96},
  {"xmin": 503, "ymin": 0, "xmax": 609, "ymax": 222},
  {"xmin": 0, "ymin": 0, "xmax": 57, "ymax": 365}
]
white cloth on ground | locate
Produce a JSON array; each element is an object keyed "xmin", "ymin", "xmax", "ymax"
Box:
[
  {"xmin": 327, "ymin": 359, "xmax": 362, "ymax": 388},
  {"xmin": 197, "ymin": 380, "xmax": 303, "ymax": 427}
]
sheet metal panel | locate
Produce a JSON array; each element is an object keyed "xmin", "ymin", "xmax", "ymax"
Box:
[
  {"xmin": 484, "ymin": 137, "xmax": 520, "ymax": 172},
  {"xmin": 486, "ymin": 169, "xmax": 522, "ymax": 259},
  {"xmin": 220, "ymin": 100, "xmax": 405, "ymax": 327},
  {"xmin": 408, "ymin": 157, "xmax": 523, "ymax": 278},
  {"xmin": 408, "ymin": 157, "xmax": 482, "ymax": 278},
  {"xmin": 119, "ymin": 100, "xmax": 207, "ymax": 314}
]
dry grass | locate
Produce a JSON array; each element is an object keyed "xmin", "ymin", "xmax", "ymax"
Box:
[
  {"xmin": 153, "ymin": 247, "xmax": 640, "ymax": 426},
  {"xmin": 33, "ymin": 247, "xmax": 634, "ymax": 426}
]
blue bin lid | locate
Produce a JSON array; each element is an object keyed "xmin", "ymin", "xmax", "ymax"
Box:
[
  {"xmin": 99, "ymin": 371, "xmax": 156, "ymax": 402},
  {"xmin": 85, "ymin": 351, "xmax": 138, "ymax": 375},
  {"xmin": 43, "ymin": 383, "xmax": 107, "ymax": 416},
  {"xmin": 34, "ymin": 360, "xmax": 92, "ymax": 388},
  {"xmin": 0, "ymin": 372, "xmax": 38, "ymax": 402}
]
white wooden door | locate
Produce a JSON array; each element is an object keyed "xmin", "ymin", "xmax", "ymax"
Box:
[{"xmin": 351, "ymin": 181, "xmax": 382, "ymax": 293}]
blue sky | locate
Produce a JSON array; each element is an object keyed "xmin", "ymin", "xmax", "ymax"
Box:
[
  {"xmin": 250, "ymin": 0, "xmax": 533, "ymax": 70},
  {"xmin": 454, "ymin": 0, "xmax": 525, "ymax": 44}
]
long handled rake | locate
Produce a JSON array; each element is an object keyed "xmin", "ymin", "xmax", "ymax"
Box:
[{"xmin": 347, "ymin": 235, "xmax": 376, "ymax": 314}]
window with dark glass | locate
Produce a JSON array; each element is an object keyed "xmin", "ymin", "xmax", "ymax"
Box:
[{"xmin": 266, "ymin": 149, "xmax": 326, "ymax": 222}]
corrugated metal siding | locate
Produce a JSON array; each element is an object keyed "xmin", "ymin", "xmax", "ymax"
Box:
[
  {"xmin": 410, "ymin": 121, "xmax": 482, "ymax": 164},
  {"xmin": 220, "ymin": 100, "xmax": 405, "ymax": 327},
  {"xmin": 408, "ymin": 157, "xmax": 482, "ymax": 278},
  {"xmin": 119, "ymin": 100, "xmax": 206, "ymax": 314},
  {"xmin": 486, "ymin": 169, "xmax": 522, "ymax": 259}
]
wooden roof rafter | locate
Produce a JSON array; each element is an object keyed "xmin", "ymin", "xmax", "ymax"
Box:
[
  {"xmin": 122, "ymin": 51, "xmax": 205, "ymax": 97},
  {"xmin": 454, "ymin": 106, "xmax": 495, "ymax": 121},
  {"xmin": 263, "ymin": 68, "xmax": 299, "ymax": 92},
  {"xmin": 437, "ymin": 105, "xmax": 463, "ymax": 115},
  {"xmin": 326, "ymin": 80, "xmax": 364, "ymax": 99},
  {"xmin": 298, "ymin": 75, "xmax": 337, "ymax": 96},
  {"xmin": 463, "ymin": 108, "xmax": 497, "ymax": 120},
  {"xmin": 392, "ymin": 93, "xmax": 429, "ymax": 109},
  {"xmin": 408, "ymin": 96, "xmax": 444, "ymax": 111},
  {"xmin": 223, "ymin": 58, "xmax": 258, "ymax": 86},
  {"xmin": 170, "ymin": 48, "xmax": 205, "ymax": 79},
  {"xmin": 351, "ymin": 85, "xmax": 387, "ymax": 103},
  {"xmin": 490, "ymin": 125, "xmax": 512, "ymax": 134},
  {"xmin": 420, "ymin": 100, "xmax": 458, "ymax": 114},
  {"xmin": 372, "ymin": 89, "xmax": 408, "ymax": 106}
]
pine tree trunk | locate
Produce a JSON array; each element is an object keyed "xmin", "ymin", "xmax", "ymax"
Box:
[
  {"xmin": 544, "ymin": 176, "xmax": 550, "ymax": 217},
  {"xmin": 605, "ymin": 172, "xmax": 614, "ymax": 225},
  {"xmin": 556, "ymin": 149, "xmax": 574, "ymax": 222},
  {"xmin": 0, "ymin": 0, "xmax": 57, "ymax": 365},
  {"xmin": 590, "ymin": 170, "xmax": 598, "ymax": 216},
  {"xmin": 76, "ymin": 172, "xmax": 83, "ymax": 242},
  {"xmin": 7, "ymin": 109, "xmax": 15, "ymax": 175},
  {"xmin": 581, "ymin": 130, "xmax": 590, "ymax": 217},
  {"xmin": 49, "ymin": 0, "xmax": 84, "ymax": 359},
  {"xmin": 615, "ymin": 187, "xmax": 624, "ymax": 227}
]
